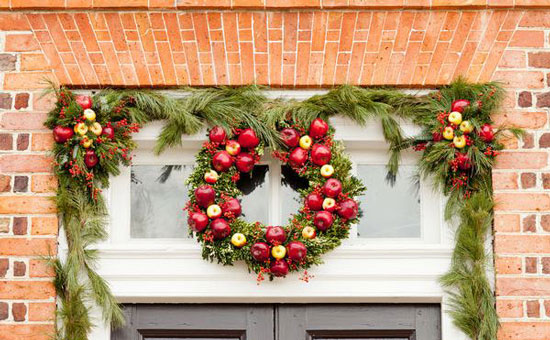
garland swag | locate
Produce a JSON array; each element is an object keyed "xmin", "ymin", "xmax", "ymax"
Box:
[{"xmin": 46, "ymin": 79, "xmax": 516, "ymax": 340}]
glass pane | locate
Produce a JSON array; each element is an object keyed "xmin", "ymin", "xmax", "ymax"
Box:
[
  {"xmin": 131, "ymin": 165, "xmax": 192, "ymax": 238},
  {"xmin": 236, "ymin": 165, "xmax": 270, "ymax": 225},
  {"xmin": 280, "ymin": 165, "xmax": 309, "ymax": 224},
  {"xmin": 357, "ymin": 165, "xmax": 420, "ymax": 238}
]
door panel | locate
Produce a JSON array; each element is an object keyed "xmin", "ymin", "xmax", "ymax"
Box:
[
  {"xmin": 113, "ymin": 304, "xmax": 440, "ymax": 340},
  {"xmin": 111, "ymin": 304, "xmax": 273, "ymax": 340},
  {"xmin": 277, "ymin": 304, "xmax": 440, "ymax": 340}
]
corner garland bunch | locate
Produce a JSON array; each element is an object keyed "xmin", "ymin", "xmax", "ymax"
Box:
[{"xmin": 186, "ymin": 118, "xmax": 364, "ymax": 281}]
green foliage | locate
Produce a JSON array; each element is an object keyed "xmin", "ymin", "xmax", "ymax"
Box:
[{"xmin": 47, "ymin": 79, "xmax": 511, "ymax": 340}]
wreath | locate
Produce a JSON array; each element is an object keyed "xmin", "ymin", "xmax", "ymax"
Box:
[{"xmin": 186, "ymin": 119, "xmax": 364, "ymax": 281}]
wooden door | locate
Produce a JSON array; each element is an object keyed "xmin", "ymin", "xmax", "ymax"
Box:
[
  {"xmin": 111, "ymin": 304, "xmax": 274, "ymax": 340},
  {"xmin": 112, "ymin": 304, "xmax": 440, "ymax": 340},
  {"xmin": 277, "ymin": 304, "xmax": 441, "ymax": 340}
]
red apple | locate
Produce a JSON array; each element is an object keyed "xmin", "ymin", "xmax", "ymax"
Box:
[
  {"xmin": 323, "ymin": 178, "xmax": 342, "ymax": 198},
  {"xmin": 288, "ymin": 148, "xmax": 308, "ymax": 167},
  {"xmin": 310, "ymin": 144, "xmax": 331, "ymax": 166},
  {"xmin": 238, "ymin": 128, "xmax": 260, "ymax": 149},
  {"xmin": 432, "ymin": 132, "xmax": 442, "ymax": 142},
  {"xmin": 309, "ymin": 118, "xmax": 329, "ymax": 139},
  {"xmin": 210, "ymin": 218, "xmax": 231, "ymax": 239},
  {"xmin": 212, "ymin": 151, "xmax": 234, "ymax": 172},
  {"xmin": 84, "ymin": 149, "xmax": 99, "ymax": 168},
  {"xmin": 270, "ymin": 259, "xmax": 289, "ymax": 277},
  {"xmin": 209, "ymin": 126, "xmax": 227, "ymax": 143},
  {"xmin": 53, "ymin": 126, "xmax": 74, "ymax": 143},
  {"xmin": 337, "ymin": 199, "xmax": 358, "ymax": 220},
  {"xmin": 456, "ymin": 153, "xmax": 471, "ymax": 170},
  {"xmin": 451, "ymin": 99, "xmax": 470, "ymax": 113},
  {"xmin": 265, "ymin": 226, "xmax": 287, "ymax": 245},
  {"xmin": 188, "ymin": 212, "xmax": 209, "ymax": 232},
  {"xmin": 251, "ymin": 242, "xmax": 270, "ymax": 262},
  {"xmin": 287, "ymin": 241, "xmax": 307, "ymax": 262},
  {"xmin": 194, "ymin": 185, "xmax": 216, "ymax": 208},
  {"xmin": 225, "ymin": 140, "xmax": 241, "ymax": 156},
  {"xmin": 235, "ymin": 152, "xmax": 255, "ymax": 173},
  {"xmin": 305, "ymin": 193, "xmax": 324, "ymax": 211},
  {"xmin": 479, "ymin": 124, "xmax": 494, "ymax": 142},
  {"xmin": 280, "ymin": 128, "xmax": 300, "ymax": 147},
  {"xmin": 102, "ymin": 125, "xmax": 115, "ymax": 140},
  {"xmin": 75, "ymin": 95, "xmax": 92, "ymax": 110},
  {"xmin": 314, "ymin": 211, "xmax": 334, "ymax": 231},
  {"xmin": 221, "ymin": 198, "xmax": 242, "ymax": 217}
]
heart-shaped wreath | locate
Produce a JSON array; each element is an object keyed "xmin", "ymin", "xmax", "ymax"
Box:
[{"xmin": 186, "ymin": 118, "xmax": 365, "ymax": 281}]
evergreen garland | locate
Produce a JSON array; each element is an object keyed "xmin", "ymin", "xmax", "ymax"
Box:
[{"xmin": 46, "ymin": 79, "xmax": 511, "ymax": 340}]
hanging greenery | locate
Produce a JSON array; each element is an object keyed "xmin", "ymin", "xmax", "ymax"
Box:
[{"xmin": 46, "ymin": 79, "xmax": 514, "ymax": 340}]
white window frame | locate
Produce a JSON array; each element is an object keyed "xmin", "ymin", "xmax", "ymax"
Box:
[{"xmin": 63, "ymin": 90, "xmax": 468, "ymax": 340}]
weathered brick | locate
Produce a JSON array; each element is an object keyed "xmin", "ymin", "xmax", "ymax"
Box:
[
  {"xmin": 522, "ymin": 133, "xmax": 534, "ymax": 149},
  {"xmin": 28, "ymin": 302, "xmax": 55, "ymax": 322},
  {"xmin": 0, "ymin": 93, "xmax": 12, "ymax": 109},
  {"xmin": 0, "ymin": 197, "xmax": 56, "ymax": 214},
  {"xmin": 12, "ymin": 217, "xmax": 27, "ymax": 235},
  {"xmin": 518, "ymin": 91, "xmax": 532, "ymax": 107},
  {"xmin": 0, "ymin": 175, "xmax": 11, "ymax": 192},
  {"xmin": 537, "ymin": 92, "xmax": 550, "ymax": 108},
  {"xmin": 0, "ymin": 259, "xmax": 8, "ymax": 277},
  {"xmin": 13, "ymin": 261, "xmax": 25, "ymax": 277},
  {"xmin": 0, "ymin": 218, "xmax": 8, "ymax": 233},
  {"xmin": 13, "ymin": 176, "xmax": 28, "ymax": 193},
  {"xmin": 0, "ymin": 281, "xmax": 55, "ymax": 299},
  {"xmin": 0, "ymin": 154, "xmax": 52, "ymax": 173},
  {"xmin": 525, "ymin": 257, "xmax": 537, "ymax": 274},
  {"xmin": 521, "ymin": 173, "xmax": 536, "ymax": 189},
  {"xmin": 496, "ymin": 235, "xmax": 550, "ymax": 254},
  {"xmin": 30, "ymin": 133, "xmax": 54, "ymax": 151},
  {"xmin": 495, "ymin": 152, "xmax": 547, "ymax": 169},
  {"xmin": 496, "ymin": 257, "xmax": 522, "ymax": 274},
  {"xmin": 497, "ymin": 300, "xmax": 523, "ymax": 318},
  {"xmin": 12, "ymin": 303, "xmax": 26, "ymax": 322},
  {"xmin": 542, "ymin": 215, "xmax": 550, "ymax": 232},
  {"xmin": 14, "ymin": 93, "xmax": 29, "ymax": 110},
  {"xmin": 543, "ymin": 174, "xmax": 550, "ymax": 189},
  {"xmin": 16, "ymin": 134, "xmax": 29, "ymax": 151},
  {"xmin": 29, "ymin": 259, "xmax": 54, "ymax": 278},
  {"xmin": 529, "ymin": 52, "xmax": 550, "ymax": 68},
  {"xmin": 543, "ymin": 258, "xmax": 550, "ymax": 274},
  {"xmin": 526, "ymin": 300, "xmax": 540, "ymax": 318},
  {"xmin": 0, "ymin": 134, "xmax": 12, "ymax": 150},
  {"xmin": 0, "ymin": 112, "xmax": 48, "ymax": 131},
  {"xmin": 31, "ymin": 175, "xmax": 56, "ymax": 193},
  {"xmin": 31, "ymin": 216, "xmax": 57, "ymax": 235},
  {"xmin": 495, "ymin": 214, "xmax": 520, "ymax": 232},
  {"xmin": 523, "ymin": 215, "xmax": 536, "ymax": 233},
  {"xmin": 0, "ymin": 54, "xmax": 16, "ymax": 72},
  {"xmin": 0, "ymin": 324, "xmax": 54, "ymax": 340}
]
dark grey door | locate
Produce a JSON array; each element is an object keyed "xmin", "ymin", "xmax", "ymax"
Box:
[{"xmin": 112, "ymin": 304, "xmax": 440, "ymax": 340}]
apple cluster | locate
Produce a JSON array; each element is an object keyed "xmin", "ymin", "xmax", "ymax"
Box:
[{"xmin": 52, "ymin": 95, "xmax": 119, "ymax": 169}]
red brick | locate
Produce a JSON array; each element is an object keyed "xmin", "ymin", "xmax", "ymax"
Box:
[
  {"xmin": 495, "ymin": 152, "xmax": 547, "ymax": 170},
  {"xmin": 0, "ymin": 281, "xmax": 55, "ymax": 299},
  {"xmin": 526, "ymin": 300, "xmax": 540, "ymax": 318},
  {"xmin": 0, "ymin": 14, "xmax": 31, "ymax": 31},
  {"xmin": 0, "ymin": 155, "xmax": 52, "ymax": 173},
  {"xmin": 31, "ymin": 217, "xmax": 58, "ymax": 236},
  {"xmin": 0, "ymin": 324, "xmax": 54, "ymax": 340},
  {"xmin": 29, "ymin": 259, "xmax": 54, "ymax": 278},
  {"xmin": 0, "ymin": 113, "xmax": 48, "ymax": 131},
  {"xmin": 0, "ymin": 196, "xmax": 56, "ymax": 214},
  {"xmin": 498, "ymin": 322, "xmax": 550, "ymax": 340},
  {"xmin": 523, "ymin": 215, "xmax": 536, "ymax": 233},
  {"xmin": 521, "ymin": 173, "xmax": 537, "ymax": 189},
  {"xmin": 0, "ymin": 259, "xmax": 7, "ymax": 278},
  {"xmin": 495, "ymin": 214, "xmax": 520, "ymax": 232},
  {"xmin": 525, "ymin": 257, "xmax": 538, "ymax": 274},
  {"xmin": 496, "ymin": 257, "xmax": 522, "ymax": 274},
  {"xmin": 493, "ymin": 172, "xmax": 518, "ymax": 190},
  {"xmin": 496, "ymin": 235, "xmax": 550, "ymax": 254},
  {"xmin": 4, "ymin": 34, "xmax": 39, "ymax": 52},
  {"xmin": 510, "ymin": 30, "xmax": 544, "ymax": 48},
  {"xmin": 497, "ymin": 300, "xmax": 523, "ymax": 318},
  {"xmin": 496, "ymin": 193, "xmax": 550, "ymax": 212},
  {"xmin": 28, "ymin": 303, "xmax": 55, "ymax": 322}
]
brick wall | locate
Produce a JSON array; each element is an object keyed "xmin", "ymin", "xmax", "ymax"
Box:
[{"xmin": 0, "ymin": 3, "xmax": 549, "ymax": 340}]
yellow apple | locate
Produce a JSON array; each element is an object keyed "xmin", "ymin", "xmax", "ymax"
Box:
[
  {"xmin": 225, "ymin": 140, "xmax": 241, "ymax": 156},
  {"xmin": 448, "ymin": 111, "xmax": 462, "ymax": 125},
  {"xmin": 271, "ymin": 245, "xmax": 287, "ymax": 259},
  {"xmin": 442, "ymin": 127, "xmax": 454, "ymax": 140},
  {"xmin": 453, "ymin": 136, "xmax": 466, "ymax": 149},
  {"xmin": 299, "ymin": 135, "xmax": 312, "ymax": 150},
  {"xmin": 320, "ymin": 164, "xmax": 334, "ymax": 178},
  {"xmin": 204, "ymin": 169, "xmax": 219, "ymax": 184},
  {"xmin": 82, "ymin": 137, "xmax": 93, "ymax": 148},
  {"xmin": 301, "ymin": 226, "xmax": 316, "ymax": 239},
  {"xmin": 322, "ymin": 197, "xmax": 336, "ymax": 211},
  {"xmin": 206, "ymin": 204, "xmax": 222, "ymax": 219},
  {"xmin": 231, "ymin": 233, "xmax": 247, "ymax": 247},
  {"xmin": 74, "ymin": 122, "xmax": 88, "ymax": 136},
  {"xmin": 90, "ymin": 122, "xmax": 102, "ymax": 136},
  {"xmin": 83, "ymin": 109, "xmax": 96, "ymax": 121},
  {"xmin": 459, "ymin": 120, "xmax": 473, "ymax": 134}
]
